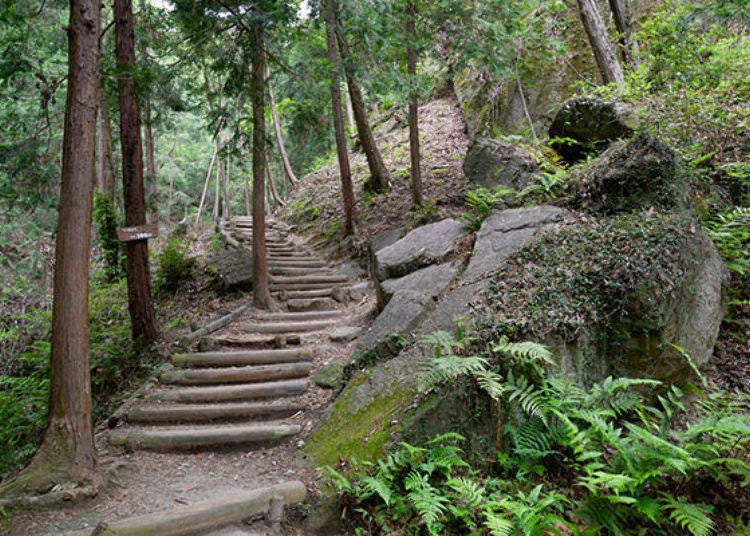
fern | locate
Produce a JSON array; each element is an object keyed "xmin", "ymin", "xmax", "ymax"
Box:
[{"xmin": 661, "ymin": 495, "xmax": 715, "ymax": 536}]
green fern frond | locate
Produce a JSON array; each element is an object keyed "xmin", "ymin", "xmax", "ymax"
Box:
[
  {"xmin": 491, "ymin": 337, "xmax": 555, "ymax": 366},
  {"xmin": 361, "ymin": 475, "xmax": 394, "ymax": 506},
  {"xmin": 404, "ymin": 471, "xmax": 449, "ymax": 534},
  {"xmin": 660, "ymin": 495, "xmax": 715, "ymax": 536},
  {"xmin": 417, "ymin": 354, "xmax": 490, "ymax": 391},
  {"xmin": 483, "ymin": 511, "xmax": 514, "ymax": 536},
  {"xmin": 447, "ymin": 476, "xmax": 486, "ymax": 509}
]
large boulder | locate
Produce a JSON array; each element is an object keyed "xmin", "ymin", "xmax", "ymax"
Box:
[
  {"xmin": 464, "ymin": 206, "xmax": 570, "ymax": 281},
  {"xmin": 549, "ymin": 97, "xmax": 638, "ymax": 163},
  {"xmin": 374, "ymin": 219, "xmax": 467, "ymax": 281},
  {"xmin": 566, "ymin": 134, "xmax": 688, "ymax": 214},
  {"xmin": 378, "ymin": 263, "xmax": 458, "ymax": 309},
  {"xmin": 478, "ymin": 213, "xmax": 728, "ymax": 385},
  {"xmin": 462, "ymin": 137, "xmax": 538, "ymax": 191},
  {"xmin": 205, "ymin": 249, "xmax": 253, "ymax": 291}
]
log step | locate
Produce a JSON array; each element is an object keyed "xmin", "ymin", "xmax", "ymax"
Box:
[
  {"xmin": 271, "ymin": 275, "xmax": 348, "ymax": 285},
  {"xmin": 268, "ymin": 259, "xmax": 327, "ymax": 268},
  {"xmin": 172, "ymin": 348, "xmax": 312, "ymax": 368},
  {"xmin": 160, "ymin": 362, "xmax": 312, "ymax": 385},
  {"xmin": 65, "ymin": 481, "xmax": 307, "ymax": 536},
  {"xmin": 239, "ymin": 320, "xmax": 336, "ymax": 334},
  {"xmin": 252, "ymin": 310, "xmax": 343, "ymax": 322},
  {"xmin": 125, "ymin": 400, "xmax": 303, "ymax": 424},
  {"xmin": 270, "ymin": 282, "xmax": 346, "ymax": 292},
  {"xmin": 146, "ymin": 379, "xmax": 308, "ymax": 402},
  {"xmin": 108, "ymin": 422, "xmax": 301, "ymax": 450},
  {"xmin": 269, "ymin": 266, "xmax": 337, "ymax": 276},
  {"xmin": 275, "ymin": 288, "xmax": 335, "ymax": 299}
]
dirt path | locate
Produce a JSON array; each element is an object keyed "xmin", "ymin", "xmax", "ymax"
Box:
[{"xmin": 4, "ymin": 219, "xmax": 374, "ymax": 535}]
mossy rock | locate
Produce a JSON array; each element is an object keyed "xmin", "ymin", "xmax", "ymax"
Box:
[
  {"xmin": 476, "ymin": 212, "xmax": 729, "ymax": 385},
  {"xmin": 312, "ymin": 363, "xmax": 346, "ymax": 390}
]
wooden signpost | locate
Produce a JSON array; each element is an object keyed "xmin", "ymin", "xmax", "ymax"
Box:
[{"xmin": 117, "ymin": 223, "xmax": 159, "ymax": 242}]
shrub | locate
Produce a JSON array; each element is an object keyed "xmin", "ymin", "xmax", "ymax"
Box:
[{"xmin": 155, "ymin": 235, "xmax": 194, "ymax": 291}]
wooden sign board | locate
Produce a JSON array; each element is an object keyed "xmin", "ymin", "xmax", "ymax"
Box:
[{"xmin": 117, "ymin": 223, "xmax": 159, "ymax": 242}]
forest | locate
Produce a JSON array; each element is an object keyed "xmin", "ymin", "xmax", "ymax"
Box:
[{"xmin": 0, "ymin": 0, "xmax": 749, "ymax": 534}]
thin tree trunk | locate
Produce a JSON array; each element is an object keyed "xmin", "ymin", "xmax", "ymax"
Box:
[
  {"xmin": 323, "ymin": 0, "xmax": 354, "ymax": 235},
  {"xmin": 251, "ymin": 25, "xmax": 271, "ymax": 308},
  {"xmin": 115, "ymin": 0, "xmax": 158, "ymax": 350},
  {"xmin": 222, "ymin": 152, "xmax": 231, "ymax": 220},
  {"xmin": 213, "ymin": 157, "xmax": 221, "ymax": 224},
  {"xmin": 406, "ymin": 1, "xmax": 422, "ymax": 208},
  {"xmin": 243, "ymin": 173, "xmax": 251, "ymax": 216},
  {"xmin": 576, "ymin": 0, "xmax": 625, "ymax": 84},
  {"xmin": 335, "ymin": 21, "xmax": 391, "ymax": 193},
  {"xmin": 96, "ymin": 85, "xmax": 116, "ymax": 202},
  {"xmin": 195, "ymin": 142, "xmax": 218, "ymax": 226},
  {"xmin": 266, "ymin": 67, "xmax": 298, "ymax": 188},
  {"xmin": 265, "ymin": 153, "xmax": 285, "ymax": 207},
  {"xmin": 343, "ymin": 81, "xmax": 356, "ymax": 138},
  {"xmin": 608, "ymin": 0, "xmax": 638, "ymax": 67},
  {"xmin": 0, "ymin": 0, "xmax": 102, "ymax": 497}
]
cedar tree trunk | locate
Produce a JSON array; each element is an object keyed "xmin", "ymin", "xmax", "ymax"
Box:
[
  {"xmin": 323, "ymin": 0, "xmax": 354, "ymax": 235},
  {"xmin": 266, "ymin": 67, "xmax": 298, "ymax": 188},
  {"xmin": 608, "ymin": 0, "xmax": 638, "ymax": 67},
  {"xmin": 115, "ymin": 0, "xmax": 158, "ymax": 349},
  {"xmin": 251, "ymin": 27, "xmax": 272, "ymax": 308},
  {"xmin": 96, "ymin": 85, "xmax": 116, "ymax": 202},
  {"xmin": 0, "ymin": 0, "xmax": 101, "ymax": 497}
]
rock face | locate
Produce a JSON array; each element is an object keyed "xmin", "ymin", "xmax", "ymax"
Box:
[
  {"xmin": 482, "ymin": 215, "xmax": 728, "ymax": 385},
  {"xmin": 378, "ymin": 263, "xmax": 458, "ymax": 309},
  {"xmin": 583, "ymin": 135, "xmax": 686, "ymax": 214},
  {"xmin": 374, "ymin": 219, "xmax": 466, "ymax": 281},
  {"xmin": 549, "ymin": 97, "xmax": 638, "ymax": 163},
  {"xmin": 464, "ymin": 206, "xmax": 570, "ymax": 281},
  {"xmin": 462, "ymin": 137, "xmax": 539, "ymax": 191}
]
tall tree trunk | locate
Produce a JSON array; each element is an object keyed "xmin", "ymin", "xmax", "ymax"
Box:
[
  {"xmin": 251, "ymin": 25, "xmax": 271, "ymax": 308},
  {"xmin": 115, "ymin": 0, "xmax": 158, "ymax": 350},
  {"xmin": 138, "ymin": 0, "xmax": 157, "ymax": 217},
  {"xmin": 406, "ymin": 1, "xmax": 422, "ymax": 208},
  {"xmin": 343, "ymin": 81, "xmax": 356, "ymax": 138},
  {"xmin": 608, "ymin": 0, "xmax": 638, "ymax": 67},
  {"xmin": 96, "ymin": 85, "xmax": 116, "ymax": 202},
  {"xmin": 577, "ymin": 0, "xmax": 625, "ymax": 84},
  {"xmin": 195, "ymin": 141, "xmax": 218, "ymax": 226},
  {"xmin": 323, "ymin": 0, "xmax": 354, "ymax": 235},
  {"xmin": 0, "ymin": 0, "xmax": 102, "ymax": 497},
  {"xmin": 335, "ymin": 21, "xmax": 391, "ymax": 193},
  {"xmin": 243, "ymin": 173, "xmax": 251, "ymax": 216},
  {"xmin": 266, "ymin": 67, "xmax": 298, "ymax": 188}
]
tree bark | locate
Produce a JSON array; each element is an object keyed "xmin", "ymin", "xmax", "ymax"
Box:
[
  {"xmin": 0, "ymin": 0, "xmax": 102, "ymax": 497},
  {"xmin": 266, "ymin": 67, "xmax": 298, "ymax": 188},
  {"xmin": 138, "ymin": 0, "xmax": 157, "ymax": 217},
  {"xmin": 406, "ymin": 1, "xmax": 422, "ymax": 208},
  {"xmin": 115, "ymin": 0, "xmax": 158, "ymax": 349},
  {"xmin": 213, "ymin": 157, "xmax": 222, "ymax": 224},
  {"xmin": 343, "ymin": 81, "xmax": 356, "ymax": 138},
  {"xmin": 577, "ymin": 0, "xmax": 625, "ymax": 84},
  {"xmin": 251, "ymin": 25, "xmax": 272, "ymax": 308},
  {"xmin": 323, "ymin": 0, "xmax": 354, "ymax": 235},
  {"xmin": 335, "ymin": 20, "xmax": 391, "ymax": 193},
  {"xmin": 608, "ymin": 0, "xmax": 638, "ymax": 67},
  {"xmin": 222, "ymin": 153, "xmax": 231, "ymax": 220},
  {"xmin": 96, "ymin": 85, "xmax": 116, "ymax": 202},
  {"xmin": 265, "ymin": 152, "xmax": 285, "ymax": 208}
]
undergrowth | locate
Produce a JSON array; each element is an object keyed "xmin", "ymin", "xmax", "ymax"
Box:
[{"xmin": 327, "ymin": 330, "xmax": 750, "ymax": 535}]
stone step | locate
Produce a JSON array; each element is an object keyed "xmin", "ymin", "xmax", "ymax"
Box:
[
  {"xmin": 172, "ymin": 348, "xmax": 312, "ymax": 368},
  {"xmin": 65, "ymin": 481, "xmax": 307, "ymax": 536},
  {"xmin": 108, "ymin": 422, "xmax": 301, "ymax": 450},
  {"xmin": 160, "ymin": 362, "xmax": 312, "ymax": 386},
  {"xmin": 125, "ymin": 400, "xmax": 303, "ymax": 424},
  {"xmin": 146, "ymin": 379, "xmax": 308, "ymax": 403},
  {"xmin": 238, "ymin": 319, "xmax": 337, "ymax": 334},
  {"xmin": 271, "ymin": 274, "xmax": 348, "ymax": 285}
]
